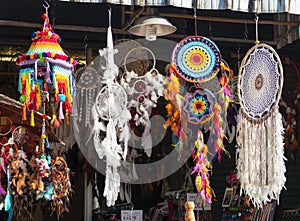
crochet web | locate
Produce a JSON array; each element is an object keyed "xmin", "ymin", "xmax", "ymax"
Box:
[
  {"xmin": 239, "ymin": 44, "xmax": 282, "ymax": 122},
  {"xmin": 172, "ymin": 36, "xmax": 221, "ymax": 83},
  {"xmin": 183, "ymin": 89, "xmax": 215, "ymax": 124},
  {"xmin": 95, "ymin": 83, "xmax": 128, "ymax": 121}
]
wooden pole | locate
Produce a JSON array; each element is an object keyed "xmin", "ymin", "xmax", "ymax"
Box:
[{"xmin": 125, "ymin": 10, "xmax": 300, "ymax": 26}]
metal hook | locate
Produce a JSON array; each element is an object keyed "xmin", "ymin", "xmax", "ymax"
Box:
[{"xmin": 43, "ymin": 0, "xmax": 50, "ymax": 9}]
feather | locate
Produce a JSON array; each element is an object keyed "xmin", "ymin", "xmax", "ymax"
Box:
[{"xmin": 142, "ymin": 123, "xmax": 153, "ymax": 157}]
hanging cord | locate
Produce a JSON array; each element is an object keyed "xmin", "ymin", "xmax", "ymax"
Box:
[
  {"xmin": 208, "ymin": 20, "xmax": 213, "ymax": 37},
  {"xmin": 84, "ymin": 32, "xmax": 88, "ymax": 65},
  {"xmin": 255, "ymin": 13, "xmax": 260, "ymax": 44},
  {"xmin": 244, "ymin": 19, "xmax": 249, "ymax": 41},
  {"xmin": 50, "ymin": 0, "xmax": 56, "ymax": 25},
  {"xmin": 42, "ymin": 1, "xmax": 50, "ymax": 31},
  {"xmin": 193, "ymin": 0, "xmax": 198, "ymax": 36},
  {"xmin": 108, "ymin": 7, "xmax": 112, "ymax": 28}
]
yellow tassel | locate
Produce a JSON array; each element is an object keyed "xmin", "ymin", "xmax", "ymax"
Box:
[
  {"xmin": 30, "ymin": 111, "xmax": 35, "ymax": 127},
  {"xmin": 22, "ymin": 104, "xmax": 27, "ymax": 121},
  {"xmin": 65, "ymin": 110, "xmax": 69, "ymax": 126}
]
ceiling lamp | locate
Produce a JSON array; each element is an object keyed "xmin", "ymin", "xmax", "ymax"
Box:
[{"xmin": 128, "ymin": 8, "xmax": 177, "ymax": 41}]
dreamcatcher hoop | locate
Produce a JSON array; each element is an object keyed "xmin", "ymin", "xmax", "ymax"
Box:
[
  {"xmin": 182, "ymin": 88, "xmax": 216, "ymax": 125},
  {"xmin": 0, "ymin": 116, "xmax": 13, "ymax": 136},
  {"xmin": 238, "ymin": 43, "xmax": 283, "ymax": 123},
  {"xmin": 94, "ymin": 83, "xmax": 128, "ymax": 121},
  {"xmin": 172, "ymin": 36, "xmax": 221, "ymax": 83},
  {"xmin": 12, "ymin": 126, "xmax": 30, "ymax": 146},
  {"xmin": 115, "ymin": 39, "xmax": 150, "ymax": 75},
  {"xmin": 124, "ymin": 46, "xmax": 156, "ymax": 75}
]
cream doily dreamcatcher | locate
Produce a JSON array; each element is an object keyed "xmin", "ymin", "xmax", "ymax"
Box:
[{"xmin": 236, "ymin": 15, "xmax": 286, "ymax": 207}]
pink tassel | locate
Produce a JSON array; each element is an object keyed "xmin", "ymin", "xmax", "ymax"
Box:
[{"xmin": 58, "ymin": 101, "xmax": 64, "ymax": 120}]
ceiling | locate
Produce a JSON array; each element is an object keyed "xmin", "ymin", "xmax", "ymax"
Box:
[{"xmin": 0, "ymin": 0, "xmax": 299, "ymax": 72}]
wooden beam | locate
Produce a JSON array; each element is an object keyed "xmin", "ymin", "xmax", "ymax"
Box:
[
  {"xmin": 0, "ymin": 19, "xmax": 277, "ymax": 46},
  {"xmin": 125, "ymin": 11, "xmax": 300, "ymax": 26},
  {"xmin": 0, "ymin": 19, "xmax": 128, "ymax": 34}
]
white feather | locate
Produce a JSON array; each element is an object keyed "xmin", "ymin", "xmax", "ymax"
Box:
[{"xmin": 142, "ymin": 123, "xmax": 153, "ymax": 157}]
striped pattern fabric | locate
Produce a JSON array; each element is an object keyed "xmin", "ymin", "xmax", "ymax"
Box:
[{"xmin": 59, "ymin": 0, "xmax": 300, "ymax": 15}]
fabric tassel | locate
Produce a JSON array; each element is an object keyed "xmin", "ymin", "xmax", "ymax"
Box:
[
  {"xmin": 22, "ymin": 104, "xmax": 27, "ymax": 121},
  {"xmin": 58, "ymin": 101, "xmax": 64, "ymax": 120},
  {"xmin": 4, "ymin": 193, "xmax": 13, "ymax": 221},
  {"xmin": 65, "ymin": 109, "xmax": 69, "ymax": 125},
  {"xmin": 30, "ymin": 111, "xmax": 35, "ymax": 127}
]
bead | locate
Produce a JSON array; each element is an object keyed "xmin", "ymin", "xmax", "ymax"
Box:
[
  {"xmin": 59, "ymin": 94, "xmax": 66, "ymax": 102},
  {"xmin": 41, "ymin": 134, "xmax": 47, "ymax": 139},
  {"xmin": 42, "ymin": 114, "xmax": 47, "ymax": 119},
  {"xmin": 19, "ymin": 95, "xmax": 26, "ymax": 103},
  {"xmin": 28, "ymin": 102, "xmax": 36, "ymax": 111}
]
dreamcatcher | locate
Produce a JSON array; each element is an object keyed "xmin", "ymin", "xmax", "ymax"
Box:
[
  {"xmin": 121, "ymin": 47, "xmax": 165, "ymax": 157},
  {"xmin": 91, "ymin": 10, "xmax": 132, "ymax": 207},
  {"xmin": 236, "ymin": 15, "xmax": 286, "ymax": 207},
  {"xmin": 164, "ymin": 4, "xmax": 233, "ymax": 203},
  {"xmin": 172, "ymin": 35, "xmax": 222, "ymax": 83}
]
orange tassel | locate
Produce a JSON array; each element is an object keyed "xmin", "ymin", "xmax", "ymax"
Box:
[
  {"xmin": 30, "ymin": 111, "xmax": 35, "ymax": 127},
  {"xmin": 22, "ymin": 104, "xmax": 27, "ymax": 121},
  {"xmin": 65, "ymin": 110, "xmax": 69, "ymax": 126}
]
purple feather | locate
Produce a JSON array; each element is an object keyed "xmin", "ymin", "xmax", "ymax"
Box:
[{"xmin": 0, "ymin": 184, "xmax": 6, "ymax": 195}]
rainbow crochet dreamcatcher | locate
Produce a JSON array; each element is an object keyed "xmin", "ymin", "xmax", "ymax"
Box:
[
  {"xmin": 172, "ymin": 36, "xmax": 221, "ymax": 83},
  {"xmin": 165, "ymin": 33, "xmax": 232, "ymax": 203},
  {"xmin": 16, "ymin": 4, "xmax": 76, "ymax": 127},
  {"xmin": 236, "ymin": 16, "xmax": 286, "ymax": 207}
]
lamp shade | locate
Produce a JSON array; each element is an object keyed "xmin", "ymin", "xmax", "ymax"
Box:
[{"xmin": 128, "ymin": 16, "xmax": 177, "ymax": 41}]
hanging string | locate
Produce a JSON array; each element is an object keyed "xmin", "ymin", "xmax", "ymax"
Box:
[
  {"xmin": 50, "ymin": 0, "xmax": 57, "ymax": 25},
  {"xmin": 193, "ymin": 0, "xmax": 198, "ymax": 36},
  {"xmin": 43, "ymin": 0, "xmax": 50, "ymax": 31},
  {"xmin": 84, "ymin": 32, "xmax": 88, "ymax": 65},
  {"xmin": 255, "ymin": 13, "xmax": 260, "ymax": 44}
]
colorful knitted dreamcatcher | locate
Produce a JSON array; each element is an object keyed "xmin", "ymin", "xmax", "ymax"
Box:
[
  {"xmin": 165, "ymin": 31, "xmax": 231, "ymax": 203},
  {"xmin": 171, "ymin": 36, "xmax": 221, "ymax": 83},
  {"xmin": 236, "ymin": 16, "xmax": 286, "ymax": 207},
  {"xmin": 16, "ymin": 3, "xmax": 76, "ymax": 127}
]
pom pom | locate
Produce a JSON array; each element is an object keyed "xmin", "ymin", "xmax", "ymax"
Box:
[
  {"xmin": 41, "ymin": 134, "xmax": 47, "ymax": 139},
  {"xmin": 58, "ymin": 94, "xmax": 66, "ymax": 102},
  {"xmin": 42, "ymin": 114, "xmax": 47, "ymax": 120},
  {"xmin": 19, "ymin": 95, "xmax": 26, "ymax": 103},
  {"xmin": 28, "ymin": 102, "xmax": 36, "ymax": 111},
  {"xmin": 42, "ymin": 13, "xmax": 47, "ymax": 19}
]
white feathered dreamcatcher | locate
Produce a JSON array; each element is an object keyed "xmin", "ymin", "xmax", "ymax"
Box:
[
  {"xmin": 120, "ymin": 47, "xmax": 165, "ymax": 157},
  {"xmin": 92, "ymin": 10, "xmax": 132, "ymax": 207},
  {"xmin": 236, "ymin": 15, "xmax": 286, "ymax": 207}
]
